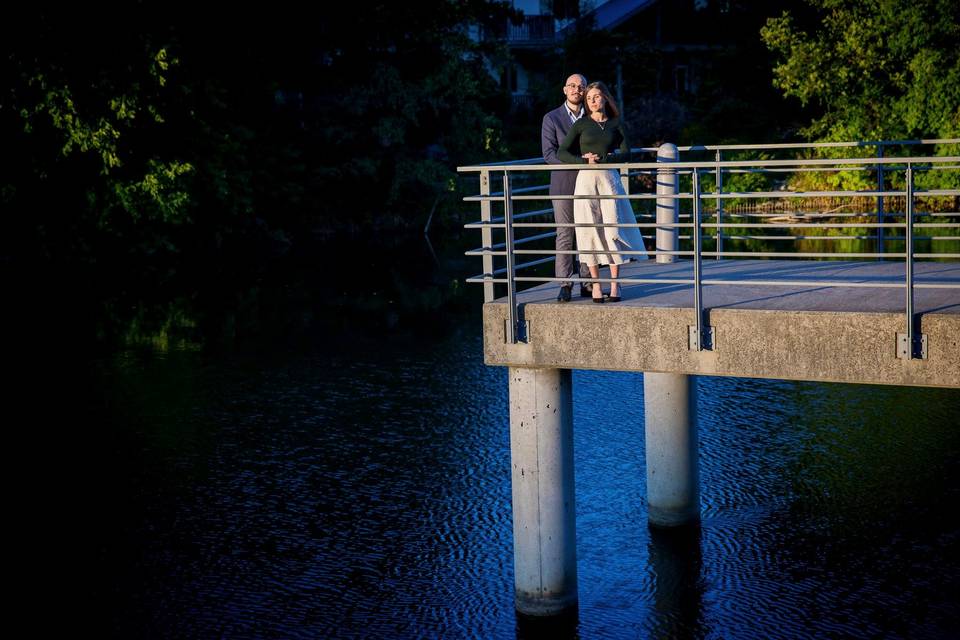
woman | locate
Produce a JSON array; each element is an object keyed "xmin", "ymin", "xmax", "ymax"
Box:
[{"xmin": 558, "ymin": 81, "xmax": 647, "ymax": 303}]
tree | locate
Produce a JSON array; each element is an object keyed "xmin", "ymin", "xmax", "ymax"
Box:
[
  {"xmin": 761, "ymin": 0, "xmax": 960, "ymax": 144},
  {"xmin": 2, "ymin": 2, "xmax": 510, "ymax": 346}
]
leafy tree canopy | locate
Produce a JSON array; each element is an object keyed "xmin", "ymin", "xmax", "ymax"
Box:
[
  {"xmin": 761, "ymin": 0, "xmax": 960, "ymax": 142},
  {"xmin": 2, "ymin": 2, "xmax": 510, "ymax": 344}
]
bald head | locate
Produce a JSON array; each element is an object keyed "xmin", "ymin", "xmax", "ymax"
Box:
[{"xmin": 563, "ymin": 73, "xmax": 587, "ymax": 109}]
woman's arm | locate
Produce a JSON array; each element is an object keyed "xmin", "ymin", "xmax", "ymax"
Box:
[
  {"xmin": 557, "ymin": 120, "xmax": 584, "ymax": 164},
  {"xmin": 601, "ymin": 120, "xmax": 630, "ymax": 163}
]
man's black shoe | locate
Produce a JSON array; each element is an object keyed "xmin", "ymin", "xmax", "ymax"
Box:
[
  {"xmin": 557, "ymin": 285, "xmax": 572, "ymax": 302},
  {"xmin": 579, "ymin": 284, "xmax": 593, "ymax": 298}
]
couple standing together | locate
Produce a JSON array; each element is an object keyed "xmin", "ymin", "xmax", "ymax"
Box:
[{"xmin": 542, "ymin": 73, "xmax": 648, "ymax": 303}]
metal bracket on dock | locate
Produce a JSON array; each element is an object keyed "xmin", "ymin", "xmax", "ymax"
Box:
[
  {"xmin": 505, "ymin": 318, "xmax": 530, "ymax": 344},
  {"xmin": 688, "ymin": 325, "xmax": 715, "ymax": 351},
  {"xmin": 896, "ymin": 332, "xmax": 928, "ymax": 360}
]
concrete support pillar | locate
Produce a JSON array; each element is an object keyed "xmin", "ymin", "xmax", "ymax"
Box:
[
  {"xmin": 643, "ymin": 373, "xmax": 700, "ymax": 527},
  {"xmin": 642, "ymin": 142, "xmax": 700, "ymax": 528},
  {"xmin": 508, "ymin": 366, "xmax": 577, "ymax": 616}
]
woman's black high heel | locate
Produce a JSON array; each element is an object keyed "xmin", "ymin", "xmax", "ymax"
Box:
[{"xmin": 607, "ymin": 282, "xmax": 621, "ymax": 303}]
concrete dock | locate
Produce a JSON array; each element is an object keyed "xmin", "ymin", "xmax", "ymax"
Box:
[{"xmin": 483, "ymin": 259, "xmax": 960, "ymax": 388}]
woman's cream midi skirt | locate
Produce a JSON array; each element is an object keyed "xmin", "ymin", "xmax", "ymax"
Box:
[{"xmin": 574, "ymin": 169, "xmax": 648, "ymax": 267}]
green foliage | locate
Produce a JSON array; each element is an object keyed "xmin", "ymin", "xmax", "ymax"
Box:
[
  {"xmin": 721, "ymin": 152, "xmax": 777, "ymax": 206},
  {"xmin": 761, "ymin": 0, "xmax": 960, "ymax": 143},
  {"xmin": 13, "ymin": 43, "xmax": 195, "ymax": 230},
  {"xmin": 2, "ymin": 2, "xmax": 509, "ymax": 346},
  {"xmin": 112, "ymin": 159, "xmax": 195, "ymax": 225},
  {"xmin": 761, "ymin": 0, "xmax": 960, "ymax": 198}
]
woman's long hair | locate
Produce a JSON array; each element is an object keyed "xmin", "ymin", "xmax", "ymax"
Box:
[{"xmin": 585, "ymin": 81, "xmax": 620, "ymax": 118}]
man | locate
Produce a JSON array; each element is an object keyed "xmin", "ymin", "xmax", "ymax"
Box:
[{"xmin": 542, "ymin": 73, "xmax": 592, "ymax": 302}]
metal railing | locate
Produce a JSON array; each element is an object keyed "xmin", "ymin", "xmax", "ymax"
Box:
[
  {"xmin": 635, "ymin": 139, "xmax": 958, "ymax": 259},
  {"xmin": 457, "ymin": 139, "xmax": 960, "ymax": 359}
]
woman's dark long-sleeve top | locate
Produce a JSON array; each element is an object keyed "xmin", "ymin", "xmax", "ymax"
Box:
[{"xmin": 557, "ymin": 116, "xmax": 630, "ymax": 164}]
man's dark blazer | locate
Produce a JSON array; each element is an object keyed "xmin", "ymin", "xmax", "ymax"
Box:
[{"xmin": 541, "ymin": 104, "xmax": 581, "ymax": 195}]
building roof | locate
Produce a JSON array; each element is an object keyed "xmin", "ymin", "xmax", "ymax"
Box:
[{"xmin": 559, "ymin": 0, "xmax": 658, "ymax": 37}]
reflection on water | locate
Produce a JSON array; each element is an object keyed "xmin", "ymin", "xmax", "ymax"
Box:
[
  {"xmin": 648, "ymin": 526, "xmax": 703, "ymax": 640},
  {"xmin": 516, "ymin": 608, "xmax": 579, "ymax": 640},
  {"xmin": 80, "ymin": 324, "xmax": 960, "ymax": 638}
]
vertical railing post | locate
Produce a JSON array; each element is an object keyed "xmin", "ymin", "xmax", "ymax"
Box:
[
  {"xmin": 906, "ymin": 164, "xmax": 913, "ymax": 345},
  {"xmin": 503, "ymin": 172, "xmax": 519, "ymax": 343},
  {"xmin": 692, "ymin": 170, "xmax": 707, "ymax": 351},
  {"xmin": 877, "ymin": 145, "xmax": 885, "ymax": 259},
  {"xmin": 715, "ymin": 149, "xmax": 723, "ymax": 260},
  {"xmin": 480, "ymin": 169, "xmax": 495, "ymax": 303},
  {"xmin": 897, "ymin": 163, "xmax": 926, "ymax": 359}
]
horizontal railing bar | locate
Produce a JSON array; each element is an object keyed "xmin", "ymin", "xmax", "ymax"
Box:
[
  {"xmin": 464, "ymin": 233, "xmax": 960, "ymax": 242},
  {"xmin": 634, "ymin": 164, "xmax": 960, "ymax": 175},
  {"xmin": 618, "ymin": 165, "xmax": 960, "ymax": 177},
  {"xmin": 474, "ymin": 173, "xmax": 960, "ymax": 202},
  {"xmin": 496, "ymin": 250, "xmax": 951, "ymax": 258},
  {"xmin": 507, "ymin": 249, "xmax": 905, "ymax": 258},
  {"xmin": 699, "ymin": 251, "xmax": 907, "ymax": 257},
  {"xmin": 466, "ymin": 221, "xmax": 960, "ymax": 232},
  {"xmin": 465, "ymin": 222, "xmax": 946, "ymax": 232},
  {"xmin": 719, "ymin": 212, "xmax": 879, "ymax": 219},
  {"xmin": 700, "ymin": 190, "xmax": 960, "ymax": 199},
  {"xmin": 512, "ymin": 249, "xmax": 654, "ymax": 256},
  {"xmin": 467, "ymin": 231, "xmax": 557, "ymax": 253},
  {"xmin": 707, "ymin": 222, "xmax": 907, "ymax": 228},
  {"xmin": 634, "ymin": 138, "xmax": 960, "ymax": 153},
  {"xmin": 465, "ymin": 193, "xmax": 689, "ymax": 202},
  {"xmin": 704, "ymin": 212, "xmax": 960, "ymax": 219},
  {"xmin": 465, "ymin": 222, "xmax": 693, "ymax": 230},
  {"xmin": 468, "ymin": 249, "xmax": 702, "ymax": 257},
  {"xmin": 488, "ymin": 257, "xmax": 555, "ymax": 275},
  {"xmin": 458, "ymin": 155, "xmax": 960, "ymax": 173},
  {"xmin": 719, "ymin": 235, "xmax": 960, "ymax": 241},
  {"xmin": 459, "ymin": 139, "xmax": 959, "ymax": 169},
  {"xmin": 717, "ymin": 211, "xmax": 880, "ymax": 218},
  {"xmin": 713, "ymin": 213, "xmax": 960, "ymax": 219},
  {"xmin": 468, "ymin": 248, "xmax": 931, "ymax": 259},
  {"xmin": 485, "ymin": 184, "xmax": 549, "ymax": 197},
  {"xmin": 464, "ymin": 189, "xmax": 960, "ymax": 202},
  {"xmin": 468, "ymin": 236, "xmax": 960, "ymax": 255},
  {"xmin": 466, "ymin": 274, "xmax": 960, "ymax": 289},
  {"xmin": 464, "ymin": 207, "xmax": 552, "ymax": 228},
  {"xmin": 509, "ymin": 222, "xmax": 905, "ymax": 229},
  {"xmin": 508, "ymin": 222, "xmax": 696, "ymax": 228}
]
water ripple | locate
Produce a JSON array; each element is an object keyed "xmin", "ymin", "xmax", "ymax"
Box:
[{"xmin": 94, "ymin": 331, "xmax": 960, "ymax": 638}]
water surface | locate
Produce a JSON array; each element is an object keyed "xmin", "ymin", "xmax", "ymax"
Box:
[{"xmin": 81, "ymin": 324, "xmax": 960, "ymax": 638}]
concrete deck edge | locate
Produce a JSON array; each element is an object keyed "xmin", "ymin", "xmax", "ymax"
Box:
[{"xmin": 482, "ymin": 303, "xmax": 960, "ymax": 388}]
